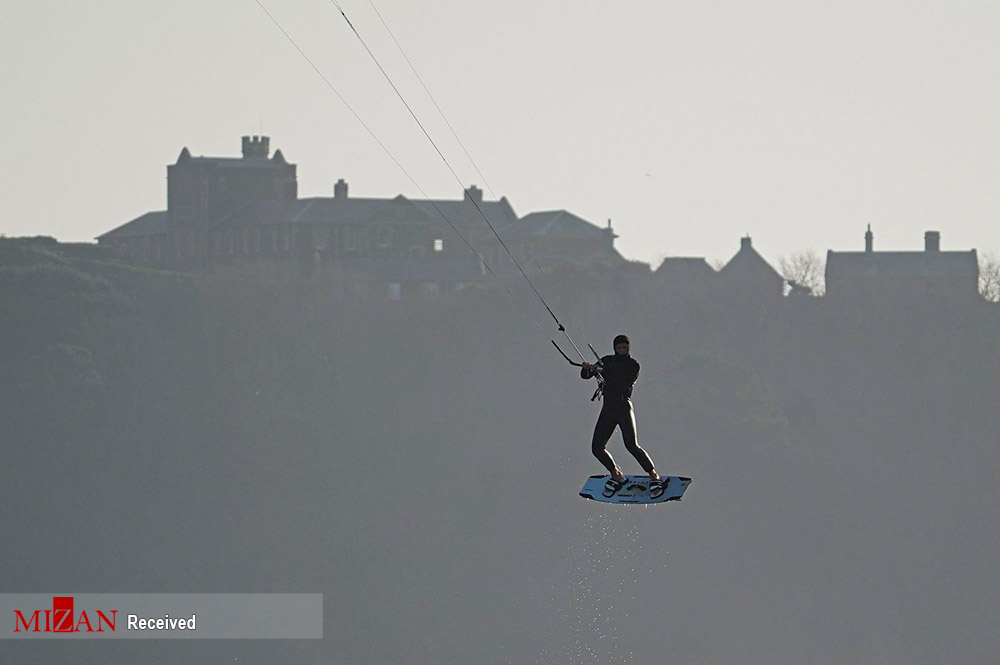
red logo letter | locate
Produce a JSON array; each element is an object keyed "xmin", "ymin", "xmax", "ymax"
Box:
[
  {"xmin": 52, "ymin": 597, "xmax": 74, "ymax": 633},
  {"xmin": 96, "ymin": 610, "xmax": 117, "ymax": 632},
  {"xmin": 13, "ymin": 610, "xmax": 41, "ymax": 633}
]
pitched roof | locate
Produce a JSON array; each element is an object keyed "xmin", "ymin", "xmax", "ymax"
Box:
[
  {"xmin": 96, "ymin": 211, "xmax": 168, "ymax": 240},
  {"xmin": 511, "ymin": 210, "xmax": 624, "ymax": 267},
  {"xmin": 826, "ymin": 250, "xmax": 979, "ymax": 279},
  {"xmin": 654, "ymin": 257, "xmax": 716, "ymax": 278},
  {"xmin": 212, "ymin": 194, "xmax": 519, "ymax": 232},
  {"xmin": 719, "ymin": 239, "xmax": 783, "ymax": 283},
  {"xmin": 420, "ymin": 196, "xmax": 520, "ymax": 231},
  {"xmin": 213, "ymin": 197, "xmax": 429, "ymax": 228},
  {"xmin": 517, "ymin": 210, "xmax": 612, "ymax": 238}
]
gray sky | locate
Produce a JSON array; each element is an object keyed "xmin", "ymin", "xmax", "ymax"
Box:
[{"xmin": 3, "ymin": 0, "xmax": 999, "ymax": 266}]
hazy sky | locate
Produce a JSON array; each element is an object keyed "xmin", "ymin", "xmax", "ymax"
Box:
[{"xmin": 3, "ymin": 0, "xmax": 999, "ymax": 266}]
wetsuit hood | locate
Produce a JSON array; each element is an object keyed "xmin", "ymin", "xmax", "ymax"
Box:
[{"xmin": 613, "ymin": 334, "xmax": 631, "ymax": 356}]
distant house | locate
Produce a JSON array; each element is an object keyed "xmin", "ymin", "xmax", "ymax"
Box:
[
  {"xmin": 717, "ymin": 236, "xmax": 784, "ymax": 298},
  {"xmin": 652, "ymin": 238, "xmax": 783, "ymax": 301},
  {"xmin": 825, "ymin": 228, "xmax": 979, "ymax": 301},
  {"xmin": 98, "ymin": 136, "xmax": 625, "ymax": 297},
  {"xmin": 654, "ymin": 257, "xmax": 717, "ymax": 296},
  {"xmin": 514, "ymin": 212, "xmax": 623, "ymax": 268}
]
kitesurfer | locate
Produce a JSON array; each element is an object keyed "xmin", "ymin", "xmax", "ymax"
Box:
[{"xmin": 581, "ymin": 335, "xmax": 664, "ymax": 499}]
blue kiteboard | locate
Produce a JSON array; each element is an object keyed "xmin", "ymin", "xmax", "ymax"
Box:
[{"xmin": 579, "ymin": 474, "xmax": 692, "ymax": 504}]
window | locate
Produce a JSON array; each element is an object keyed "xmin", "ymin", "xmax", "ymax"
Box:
[{"xmin": 377, "ymin": 226, "xmax": 391, "ymax": 248}]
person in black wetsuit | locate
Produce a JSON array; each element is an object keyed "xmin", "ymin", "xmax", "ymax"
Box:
[{"xmin": 581, "ymin": 334, "xmax": 664, "ymax": 499}]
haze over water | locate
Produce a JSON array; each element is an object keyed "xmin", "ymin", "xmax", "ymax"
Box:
[{"xmin": 2, "ymin": 240, "xmax": 998, "ymax": 663}]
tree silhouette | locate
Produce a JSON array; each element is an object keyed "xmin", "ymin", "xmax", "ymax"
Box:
[
  {"xmin": 980, "ymin": 251, "xmax": 1000, "ymax": 302},
  {"xmin": 778, "ymin": 249, "xmax": 825, "ymax": 296}
]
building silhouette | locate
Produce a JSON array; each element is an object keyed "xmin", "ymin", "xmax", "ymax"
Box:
[
  {"xmin": 98, "ymin": 136, "xmax": 626, "ymax": 297},
  {"xmin": 718, "ymin": 236, "xmax": 785, "ymax": 298},
  {"xmin": 825, "ymin": 227, "xmax": 979, "ymax": 302},
  {"xmin": 95, "ymin": 136, "xmax": 986, "ymax": 305},
  {"xmin": 654, "ymin": 236, "xmax": 784, "ymax": 300}
]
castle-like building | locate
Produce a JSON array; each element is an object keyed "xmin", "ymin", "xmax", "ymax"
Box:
[{"xmin": 99, "ymin": 136, "xmax": 623, "ymax": 297}]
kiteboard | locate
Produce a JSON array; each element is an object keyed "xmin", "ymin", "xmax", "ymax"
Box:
[{"xmin": 579, "ymin": 474, "xmax": 692, "ymax": 505}]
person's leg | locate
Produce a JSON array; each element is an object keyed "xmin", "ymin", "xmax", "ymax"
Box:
[
  {"xmin": 620, "ymin": 406, "xmax": 667, "ymax": 498},
  {"xmin": 620, "ymin": 402, "xmax": 658, "ymax": 481},
  {"xmin": 592, "ymin": 408, "xmax": 626, "ymax": 481}
]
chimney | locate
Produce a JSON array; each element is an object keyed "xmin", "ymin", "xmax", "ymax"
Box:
[
  {"xmin": 242, "ymin": 135, "xmax": 270, "ymax": 159},
  {"xmin": 865, "ymin": 225, "xmax": 874, "ymax": 252},
  {"xmin": 925, "ymin": 230, "xmax": 940, "ymax": 252},
  {"xmin": 334, "ymin": 178, "xmax": 348, "ymax": 198},
  {"xmin": 740, "ymin": 235, "xmax": 752, "ymax": 250},
  {"xmin": 464, "ymin": 185, "xmax": 483, "ymax": 205}
]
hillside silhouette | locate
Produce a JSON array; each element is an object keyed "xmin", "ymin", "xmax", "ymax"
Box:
[{"xmin": 2, "ymin": 236, "xmax": 998, "ymax": 664}]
